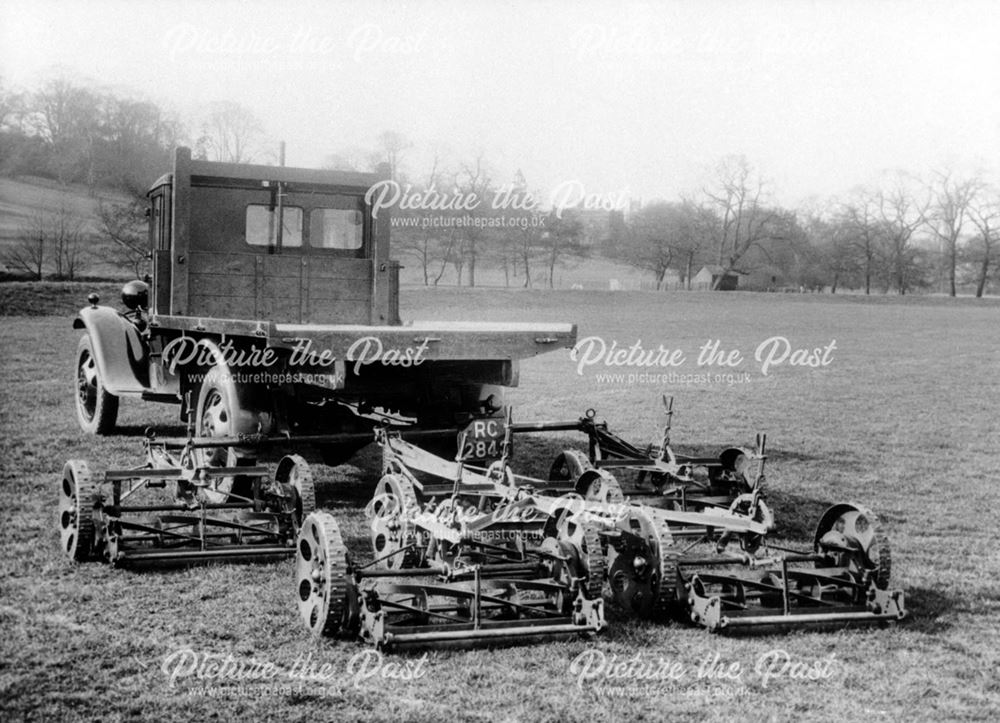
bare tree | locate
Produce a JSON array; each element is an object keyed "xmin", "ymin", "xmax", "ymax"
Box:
[
  {"xmin": 876, "ymin": 174, "xmax": 930, "ymax": 295},
  {"xmin": 97, "ymin": 196, "xmax": 149, "ymax": 277},
  {"xmin": 431, "ymin": 227, "xmax": 461, "ymax": 286},
  {"xmin": 835, "ymin": 188, "xmax": 887, "ymax": 295},
  {"xmin": 4, "ymin": 205, "xmax": 90, "ymax": 280},
  {"xmin": 499, "ymin": 169, "xmax": 544, "ymax": 288},
  {"xmin": 541, "ymin": 210, "xmax": 586, "ymax": 288},
  {"xmin": 393, "ymin": 155, "xmax": 445, "ymax": 285},
  {"xmin": 370, "ymin": 130, "xmax": 411, "ymax": 181},
  {"xmin": 673, "ymin": 200, "xmax": 716, "ymax": 289},
  {"xmin": 4, "ymin": 212, "xmax": 48, "ymax": 279},
  {"xmin": 967, "ymin": 189, "xmax": 999, "ymax": 298},
  {"xmin": 800, "ymin": 211, "xmax": 847, "ymax": 293},
  {"xmin": 702, "ymin": 156, "xmax": 787, "ymax": 288},
  {"xmin": 196, "ymin": 101, "xmax": 264, "ymax": 163},
  {"xmin": 49, "ymin": 205, "xmax": 89, "ymax": 280},
  {"xmin": 621, "ymin": 202, "xmax": 679, "ymax": 289},
  {"xmin": 513, "ymin": 211, "xmax": 545, "ymax": 288},
  {"xmin": 455, "ymin": 152, "xmax": 493, "ymax": 287},
  {"xmin": 925, "ymin": 169, "xmax": 982, "ymax": 296}
]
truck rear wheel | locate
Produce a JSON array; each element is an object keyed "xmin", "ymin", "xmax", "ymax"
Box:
[
  {"xmin": 75, "ymin": 335, "xmax": 119, "ymax": 435},
  {"xmin": 193, "ymin": 364, "xmax": 266, "ymax": 502}
]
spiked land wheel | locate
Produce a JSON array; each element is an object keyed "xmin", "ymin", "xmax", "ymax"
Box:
[
  {"xmin": 296, "ymin": 512, "xmax": 352, "ymax": 638},
  {"xmin": 193, "ymin": 364, "xmax": 262, "ymax": 504},
  {"xmin": 368, "ymin": 473, "xmax": 422, "ymax": 569},
  {"xmin": 608, "ymin": 509, "xmax": 675, "ymax": 618},
  {"xmin": 59, "ymin": 460, "xmax": 98, "ymax": 561},
  {"xmin": 274, "ymin": 455, "xmax": 316, "ymax": 535},
  {"xmin": 75, "ymin": 335, "xmax": 119, "ymax": 435},
  {"xmin": 549, "ymin": 449, "xmax": 593, "ymax": 483},
  {"xmin": 576, "ymin": 469, "xmax": 624, "ymax": 505}
]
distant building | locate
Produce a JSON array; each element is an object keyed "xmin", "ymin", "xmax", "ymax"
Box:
[{"xmin": 693, "ymin": 265, "xmax": 739, "ymax": 291}]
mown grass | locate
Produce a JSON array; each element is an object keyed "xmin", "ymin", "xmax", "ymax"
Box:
[{"xmin": 1, "ymin": 288, "xmax": 999, "ymax": 721}]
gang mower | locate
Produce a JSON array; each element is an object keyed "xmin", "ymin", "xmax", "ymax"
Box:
[
  {"xmin": 58, "ymin": 430, "xmax": 314, "ymax": 567},
  {"xmin": 293, "ymin": 412, "xmax": 905, "ymax": 648},
  {"xmin": 294, "ymin": 421, "xmax": 608, "ymax": 650},
  {"xmin": 517, "ymin": 396, "xmax": 768, "ymax": 510}
]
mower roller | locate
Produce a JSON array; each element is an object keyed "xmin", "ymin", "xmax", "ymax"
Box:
[{"xmin": 58, "ymin": 431, "xmax": 313, "ymax": 567}]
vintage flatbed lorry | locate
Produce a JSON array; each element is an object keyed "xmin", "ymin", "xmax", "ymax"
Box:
[{"xmin": 73, "ymin": 147, "xmax": 576, "ymax": 466}]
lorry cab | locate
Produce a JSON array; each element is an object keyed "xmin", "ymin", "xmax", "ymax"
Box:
[
  {"xmin": 146, "ymin": 147, "xmax": 399, "ymax": 325},
  {"xmin": 77, "ymin": 147, "xmax": 575, "ymax": 449}
]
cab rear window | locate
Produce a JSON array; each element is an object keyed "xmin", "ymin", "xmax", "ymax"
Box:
[
  {"xmin": 245, "ymin": 205, "xmax": 303, "ymax": 247},
  {"xmin": 309, "ymin": 208, "xmax": 364, "ymax": 250}
]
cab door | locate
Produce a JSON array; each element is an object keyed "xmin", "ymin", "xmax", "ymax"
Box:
[{"xmin": 149, "ymin": 188, "xmax": 172, "ymax": 314}]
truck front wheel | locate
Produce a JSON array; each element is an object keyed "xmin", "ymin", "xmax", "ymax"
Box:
[{"xmin": 75, "ymin": 335, "xmax": 119, "ymax": 435}]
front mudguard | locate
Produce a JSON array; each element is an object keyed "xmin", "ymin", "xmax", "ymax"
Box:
[{"xmin": 73, "ymin": 306, "xmax": 149, "ymax": 394}]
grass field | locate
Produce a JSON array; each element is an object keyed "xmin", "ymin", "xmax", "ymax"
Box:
[{"xmin": 1, "ymin": 288, "xmax": 999, "ymax": 721}]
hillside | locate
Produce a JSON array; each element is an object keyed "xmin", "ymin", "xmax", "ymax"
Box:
[
  {"xmin": 0, "ymin": 176, "xmax": 132, "ymax": 242},
  {"xmin": 0, "ymin": 176, "xmax": 132, "ymax": 278}
]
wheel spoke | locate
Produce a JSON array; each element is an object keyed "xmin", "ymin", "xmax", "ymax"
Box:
[{"xmin": 83, "ymin": 359, "xmax": 97, "ymax": 386}]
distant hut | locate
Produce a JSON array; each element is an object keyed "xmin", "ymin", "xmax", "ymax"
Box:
[{"xmin": 693, "ymin": 265, "xmax": 739, "ymax": 291}]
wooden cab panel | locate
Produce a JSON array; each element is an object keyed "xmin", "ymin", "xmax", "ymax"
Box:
[
  {"xmin": 176, "ymin": 160, "xmax": 377, "ymax": 325},
  {"xmin": 186, "ymin": 252, "xmax": 373, "ymax": 324}
]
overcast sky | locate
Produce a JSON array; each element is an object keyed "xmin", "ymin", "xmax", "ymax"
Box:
[{"xmin": 2, "ymin": 0, "xmax": 998, "ymax": 207}]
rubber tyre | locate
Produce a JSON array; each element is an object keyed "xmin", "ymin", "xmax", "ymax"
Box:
[
  {"xmin": 193, "ymin": 364, "xmax": 263, "ymax": 502},
  {"xmin": 75, "ymin": 335, "xmax": 119, "ymax": 435}
]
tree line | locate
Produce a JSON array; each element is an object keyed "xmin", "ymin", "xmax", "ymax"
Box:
[
  {"xmin": 1, "ymin": 75, "xmax": 996, "ymax": 295},
  {"xmin": 0, "ymin": 75, "xmax": 276, "ymax": 279},
  {"xmin": 359, "ymin": 142, "xmax": 999, "ymax": 296}
]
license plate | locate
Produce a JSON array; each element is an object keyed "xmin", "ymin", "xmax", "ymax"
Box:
[{"xmin": 459, "ymin": 418, "xmax": 506, "ymax": 460}]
